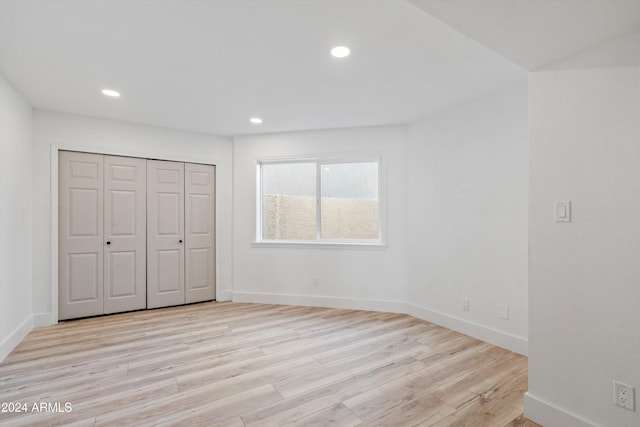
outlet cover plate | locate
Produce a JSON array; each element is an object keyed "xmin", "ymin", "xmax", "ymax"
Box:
[{"xmin": 614, "ymin": 381, "xmax": 635, "ymax": 411}]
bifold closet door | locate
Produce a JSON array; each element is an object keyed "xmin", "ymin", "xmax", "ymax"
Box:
[
  {"xmin": 147, "ymin": 160, "xmax": 185, "ymax": 308},
  {"xmin": 104, "ymin": 155, "xmax": 147, "ymax": 314},
  {"xmin": 185, "ymin": 163, "xmax": 216, "ymax": 303},
  {"xmin": 59, "ymin": 151, "xmax": 104, "ymax": 320}
]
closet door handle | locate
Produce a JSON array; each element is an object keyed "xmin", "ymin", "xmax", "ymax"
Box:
[
  {"xmin": 179, "ymin": 239, "xmax": 183, "ymax": 243},
  {"xmin": 106, "ymin": 241, "xmax": 111, "ymax": 245}
]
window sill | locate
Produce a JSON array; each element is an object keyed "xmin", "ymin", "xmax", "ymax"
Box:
[{"xmin": 251, "ymin": 240, "xmax": 387, "ymax": 250}]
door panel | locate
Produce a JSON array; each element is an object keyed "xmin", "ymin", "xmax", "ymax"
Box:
[
  {"xmin": 108, "ymin": 251, "xmax": 137, "ymax": 297},
  {"xmin": 185, "ymin": 163, "xmax": 216, "ymax": 303},
  {"xmin": 147, "ymin": 160, "xmax": 185, "ymax": 308},
  {"xmin": 188, "ymin": 248, "xmax": 210, "ymax": 290},
  {"xmin": 156, "ymin": 193, "xmax": 181, "ymax": 235},
  {"xmin": 109, "ymin": 191, "xmax": 136, "ymax": 235},
  {"xmin": 104, "ymin": 155, "xmax": 147, "ymax": 314},
  {"xmin": 69, "ymin": 189, "xmax": 100, "ymax": 236},
  {"xmin": 59, "ymin": 151, "xmax": 104, "ymax": 320},
  {"xmin": 68, "ymin": 253, "xmax": 99, "ymax": 301},
  {"xmin": 157, "ymin": 250, "xmax": 182, "ymax": 292}
]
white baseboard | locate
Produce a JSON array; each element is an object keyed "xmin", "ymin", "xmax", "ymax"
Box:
[
  {"xmin": 217, "ymin": 290, "xmax": 233, "ymax": 301},
  {"xmin": 525, "ymin": 392, "xmax": 600, "ymax": 427},
  {"xmin": 0, "ymin": 316, "xmax": 33, "ymax": 363},
  {"xmin": 231, "ymin": 291, "xmax": 527, "ymax": 355},
  {"xmin": 405, "ymin": 303, "xmax": 528, "ymax": 356},
  {"xmin": 32, "ymin": 312, "xmax": 52, "ymax": 328},
  {"xmin": 3, "ymin": 294, "xmax": 526, "ymax": 362},
  {"xmin": 232, "ymin": 291, "xmax": 406, "ymax": 313}
]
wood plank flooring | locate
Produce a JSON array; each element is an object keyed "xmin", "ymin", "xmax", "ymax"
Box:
[{"xmin": 0, "ymin": 302, "xmax": 541, "ymax": 426}]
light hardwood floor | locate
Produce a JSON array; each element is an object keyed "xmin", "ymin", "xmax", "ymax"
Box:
[{"xmin": 0, "ymin": 302, "xmax": 541, "ymax": 426}]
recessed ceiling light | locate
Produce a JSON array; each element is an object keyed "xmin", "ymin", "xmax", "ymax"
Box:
[
  {"xmin": 331, "ymin": 46, "xmax": 350, "ymax": 58},
  {"xmin": 101, "ymin": 89, "xmax": 120, "ymax": 97},
  {"xmin": 250, "ymin": 117, "xmax": 263, "ymax": 124}
]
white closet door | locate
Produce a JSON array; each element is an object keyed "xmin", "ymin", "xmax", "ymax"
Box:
[
  {"xmin": 185, "ymin": 163, "xmax": 216, "ymax": 303},
  {"xmin": 59, "ymin": 151, "xmax": 104, "ymax": 320},
  {"xmin": 104, "ymin": 155, "xmax": 147, "ymax": 314},
  {"xmin": 147, "ymin": 160, "xmax": 185, "ymax": 308}
]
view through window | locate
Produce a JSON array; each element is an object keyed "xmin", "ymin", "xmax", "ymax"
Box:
[{"xmin": 260, "ymin": 160, "xmax": 380, "ymax": 242}]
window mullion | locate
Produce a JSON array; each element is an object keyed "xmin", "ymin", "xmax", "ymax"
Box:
[
  {"xmin": 316, "ymin": 162, "xmax": 322, "ymax": 241},
  {"xmin": 257, "ymin": 163, "xmax": 263, "ymax": 240}
]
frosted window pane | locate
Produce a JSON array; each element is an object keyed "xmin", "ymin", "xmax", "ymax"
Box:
[
  {"xmin": 262, "ymin": 163, "xmax": 316, "ymax": 240},
  {"xmin": 321, "ymin": 162, "xmax": 378, "ymax": 240}
]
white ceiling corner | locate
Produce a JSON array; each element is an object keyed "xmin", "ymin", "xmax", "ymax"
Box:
[{"xmin": 407, "ymin": 0, "xmax": 640, "ymax": 70}]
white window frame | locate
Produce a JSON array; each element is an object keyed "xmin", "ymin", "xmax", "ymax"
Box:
[{"xmin": 253, "ymin": 153, "xmax": 387, "ymax": 249}]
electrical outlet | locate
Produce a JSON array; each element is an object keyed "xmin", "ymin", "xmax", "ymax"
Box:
[
  {"xmin": 312, "ymin": 278, "xmax": 319, "ymax": 287},
  {"xmin": 614, "ymin": 381, "xmax": 635, "ymax": 411},
  {"xmin": 462, "ymin": 298, "xmax": 470, "ymax": 312}
]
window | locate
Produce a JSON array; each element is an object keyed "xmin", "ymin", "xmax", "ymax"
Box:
[{"xmin": 257, "ymin": 158, "xmax": 382, "ymax": 245}]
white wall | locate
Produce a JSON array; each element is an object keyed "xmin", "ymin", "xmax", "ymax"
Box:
[
  {"xmin": 232, "ymin": 98, "xmax": 530, "ymax": 355},
  {"xmin": 32, "ymin": 110, "xmax": 234, "ymax": 324},
  {"xmin": 406, "ymin": 84, "xmax": 529, "ymax": 354},
  {"xmin": 0, "ymin": 74, "xmax": 33, "ymax": 361},
  {"xmin": 232, "ymin": 125, "xmax": 409, "ymax": 310},
  {"xmin": 527, "ymin": 32, "xmax": 640, "ymax": 427}
]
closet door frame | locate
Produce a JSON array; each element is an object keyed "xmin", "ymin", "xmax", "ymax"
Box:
[{"xmin": 51, "ymin": 145, "xmax": 219, "ymax": 324}]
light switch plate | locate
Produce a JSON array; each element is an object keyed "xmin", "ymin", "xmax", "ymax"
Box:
[{"xmin": 554, "ymin": 201, "xmax": 571, "ymax": 223}]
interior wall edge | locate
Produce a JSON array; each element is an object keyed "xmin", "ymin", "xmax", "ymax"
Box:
[{"xmin": 0, "ymin": 72, "xmax": 33, "ymax": 365}]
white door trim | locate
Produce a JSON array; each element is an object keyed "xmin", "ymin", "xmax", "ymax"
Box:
[{"xmin": 50, "ymin": 144, "xmax": 222, "ymax": 324}]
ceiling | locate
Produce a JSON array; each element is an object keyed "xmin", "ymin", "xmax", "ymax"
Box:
[
  {"xmin": 408, "ymin": 0, "xmax": 640, "ymax": 70},
  {"xmin": 0, "ymin": 0, "xmax": 525, "ymax": 136},
  {"xmin": 0, "ymin": 1, "xmax": 637, "ymax": 137}
]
